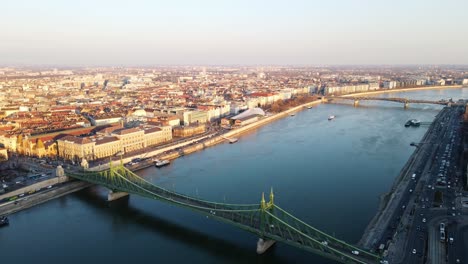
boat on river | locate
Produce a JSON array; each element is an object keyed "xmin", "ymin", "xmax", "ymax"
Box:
[
  {"xmin": 405, "ymin": 119, "xmax": 421, "ymax": 127},
  {"xmin": 0, "ymin": 216, "xmax": 9, "ymax": 227},
  {"xmin": 328, "ymin": 115, "xmax": 335, "ymax": 120},
  {"xmin": 155, "ymin": 160, "xmax": 170, "ymax": 168}
]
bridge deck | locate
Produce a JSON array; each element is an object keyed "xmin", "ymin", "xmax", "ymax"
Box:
[{"xmin": 67, "ymin": 165, "xmax": 382, "ymax": 264}]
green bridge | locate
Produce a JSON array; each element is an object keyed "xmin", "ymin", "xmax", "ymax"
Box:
[{"xmin": 66, "ymin": 163, "xmax": 382, "ymax": 264}]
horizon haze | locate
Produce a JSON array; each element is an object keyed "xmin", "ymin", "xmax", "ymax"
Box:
[{"xmin": 2, "ymin": 0, "xmax": 468, "ymax": 66}]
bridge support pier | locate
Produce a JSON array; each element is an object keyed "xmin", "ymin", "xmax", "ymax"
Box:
[
  {"xmin": 107, "ymin": 190, "xmax": 129, "ymax": 201},
  {"xmin": 404, "ymin": 102, "xmax": 409, "ymax": 109},
  {"xmin": 353, "ymin": 100, "xmax": 359, "ymax": 107},
  {"xmin": 256, "ymin": 238, "xmax": 276, "ymax": 254}
]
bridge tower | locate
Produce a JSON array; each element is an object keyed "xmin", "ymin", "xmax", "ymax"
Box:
[
  {"xmin": 404, "ymin": 101, "xmax": 409, "ymax": 109},
  {"xmin": 353, "ymin": 100, "xmax": 359, "ymax": 107},
  {"xmin": 106, "ymin": 161, "xmax": 129, "ymax": 201},
  {"xmin": 257, "ymin": 188, "xmax": 276, "ymax": 254}
]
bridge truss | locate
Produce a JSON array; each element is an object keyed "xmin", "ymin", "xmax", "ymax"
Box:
[{"xmin": 66, "ymin": 163, "xmax": 382, "ymax": 264}]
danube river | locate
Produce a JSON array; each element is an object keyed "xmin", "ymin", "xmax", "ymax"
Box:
[{"xmin": 2, "ymin": 88, "xmax": 468, "ymax": 264}]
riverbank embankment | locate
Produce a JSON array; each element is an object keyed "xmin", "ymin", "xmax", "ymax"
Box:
[
  {"xmin": 155, "ymin": 100, "xmax": 323, "ymax": 161},
  {"xmin": 358, "ymin": 106, "xmax": 447, "ymax": 249},
  {"xmin": 0, "ymin": 180, "xmax": 92, "ymax": 217}
]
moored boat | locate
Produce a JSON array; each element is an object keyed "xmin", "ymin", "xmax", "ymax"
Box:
[
  {"xmin": 328, "ymin": 115, "xmax": 335, "ymax": 120},
  {"xmin": 405, "ymin": 119, "xmax": 421, "ymax": 127},
  {"xmin": 0, "ymin": 216, "xmax": 9, "ymax": 227},
  {"xmin": 155, "ymin": 160, "xmax": 170, "ymax": 168}
]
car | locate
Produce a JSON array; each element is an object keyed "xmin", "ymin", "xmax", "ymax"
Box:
[
  {"xmin": 47, "ymin": 185, "xmax": 52, "ymax": 189},
  {"xmin": 351, "ymin": 250, "xmax": 359, "ymax": 255},
  {"xmin": 449, "ymin": 237, "xmax": 454, "ymax": 244},
  {"xmin": 422, "ymin": 218, "xmax": 426, "ymax": 223},
  {"xmin": 412, "ymin": 249, "xmax": 417, "ymax": 254},
  {"xmin": 441, "ymin": 231, "xmax": 446, "ymax": 241},
  {"xmin": 321, "ymin": 241, "xmax": 328, "ymax": 246}
]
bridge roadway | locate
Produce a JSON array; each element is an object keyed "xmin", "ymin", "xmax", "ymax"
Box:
[{"xmin": 66, "ymin": 164, "xmax": 381, "ymax": 264}]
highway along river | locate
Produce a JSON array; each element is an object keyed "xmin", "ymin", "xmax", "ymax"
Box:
[{"xmin": 2, "ymin": 88, "xmax": 468, "ymax": 264}]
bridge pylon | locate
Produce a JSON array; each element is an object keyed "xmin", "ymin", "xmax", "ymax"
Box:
[
  {"xmin": 353, "ymin": 100, "xmax": 359, "ymax": 107},
  {"xmin": 257, "ymin": 189, "xmax": 276, "ymax": 254},
  {"xmin": 404, "ymin": 102, "xmax": 409, "ymax": 109}
]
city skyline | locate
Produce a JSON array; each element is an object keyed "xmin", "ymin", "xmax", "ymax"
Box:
[{"xmin": 2, "ymin": 0, "xmax": 468, "ymax": 66}]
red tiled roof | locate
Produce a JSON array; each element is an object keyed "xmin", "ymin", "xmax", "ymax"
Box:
[
  {"xmin": 58, "ymin": 135, "xmax": 93, "ymax": 144},
  {"xmin": 112, "ymin": 127, "xmax": 141, "ymax": 135},
  {"xmin": 95, "ymin": 136, "xmax": 119, "ymax": 145},
  {"xmin": 143, "ymin": 127, "xmax": 162, "ymax": 134}
]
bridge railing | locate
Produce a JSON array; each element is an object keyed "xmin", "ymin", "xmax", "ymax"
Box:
[
  {"xmin": 263, "ymin": 205, "xmax": 381, "ymax": 263},
  {"xmin": 66, "ymin": 166, "xmax": 381, "ymax": 264}
]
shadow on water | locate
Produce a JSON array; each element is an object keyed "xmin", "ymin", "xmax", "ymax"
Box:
[{"xmin": 73, "ymin": 188, "xmax": 292, "ymax": 264}]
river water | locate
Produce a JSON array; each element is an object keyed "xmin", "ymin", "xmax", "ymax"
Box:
[{"xmin": 2, "ymin": 88, "xmax": 468, "ymax": 264}]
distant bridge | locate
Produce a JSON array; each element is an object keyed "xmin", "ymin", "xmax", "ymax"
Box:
[
  {"xmin": 326, "ymin": 96, "xmax": 457, "ymax": 108},
  {"xmin": 65, "ymin": 163, "xmax": 382, "ymax": 264}
]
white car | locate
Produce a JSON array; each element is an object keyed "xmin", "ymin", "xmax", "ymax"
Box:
[
  {"xmin": 422, "ymin": 218, "xmax": 426, "ymax": 223},
  {"xmin": 412, "ymin": 249, "xmax": 417, "ymax": 254},
  {"xmin": 351, "ymin": 250, "xmax": 359, "ymax": 255}
]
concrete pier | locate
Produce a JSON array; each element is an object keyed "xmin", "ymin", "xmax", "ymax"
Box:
[
  {"xmin": 354, "ymin": 100, "xmax": 359, "ymax": 107},
  {"xmin": 107, "ymin": 190, "xmax": 129, "ymax": 201},
  {"xmin": 256, "ymin": 238, "xmax": 276, "ymax": 254}
]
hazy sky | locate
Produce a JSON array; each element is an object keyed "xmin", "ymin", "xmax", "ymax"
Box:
[{"xmin": 2, "ymin": 0, "xmax": 468, "ymax": 66}]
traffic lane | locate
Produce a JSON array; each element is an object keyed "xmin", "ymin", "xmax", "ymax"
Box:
[
  {"xmin": 447, "ymin": 223, "xmax": 457, "ymax": 264},
  {"xmin": 455, "ymin": 225, "xmax": 468, "ymax": 264},
  {"xmin": 403, "ymin": 208, "xmax": 428, "ymax": 263}
]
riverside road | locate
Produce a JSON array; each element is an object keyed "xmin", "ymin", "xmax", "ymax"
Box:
[{"xmin": 361, "ymin": 104, "xmax": 467, "ymax": 264}]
